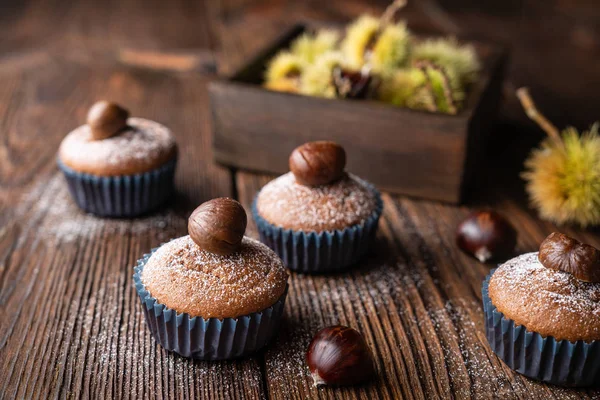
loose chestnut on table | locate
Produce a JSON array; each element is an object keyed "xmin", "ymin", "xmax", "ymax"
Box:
[
  {"xmin": 538, "ymin": 232, "xmax": 600, "ymax": 283},
  {"xmin": 306, "ymin": 325, "xmax": 375, "ymax": 387},
  {"xmin": 188, "ymin": 197, "xmax": 248, "ymax": 256},
  {"xmin": 456, "ymin": 210, "xmax": 517, "ymax": 263},
  {"xmin": 289, "ymin": 141, "xmax": 346, "ymax": 186}
]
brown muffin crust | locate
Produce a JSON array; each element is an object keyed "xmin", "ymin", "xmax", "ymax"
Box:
[
  {"xmin": 59, "ymin": 117, "xmax": 177, "ymax": 176},
  {"xmin": 489, "ymin": 252, "xmax": 600, "ymax": 342},
  {"xmin": 256, "ymin": 172, "xmax": 378, "ymax": 232},
  {"xmin": 141, "ymin": 236, "xmax": 288, "ymax": 319}
]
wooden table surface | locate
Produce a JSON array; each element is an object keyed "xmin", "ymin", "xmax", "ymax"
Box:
[{"xmin": 1, "ymin": 0, "xmax": 599, "ymax": 399}]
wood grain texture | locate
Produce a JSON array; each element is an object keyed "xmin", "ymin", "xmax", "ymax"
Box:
[{"xmin": 1, "ymin": 0, "xmax": 600, "ymax": 399}]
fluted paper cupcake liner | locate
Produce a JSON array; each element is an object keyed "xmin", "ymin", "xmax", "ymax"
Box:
[
  {"xmin": 133, "ymin": 247, "xmax": 288, "ymax": 360},
  {"xmin": 58, "ymin": 157, "xmax": 177, "ymax": 218},
  {"xmin": 252, "ymin": 184, "xmax": 383, "ymax": 274},
  {"xmin": 483, "ymin": 270, "xmax": 600, "ymax": 387}
]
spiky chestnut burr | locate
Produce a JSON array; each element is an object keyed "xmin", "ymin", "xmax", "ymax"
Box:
[
  {"xmin": 341, "ymin": 1, "xmax": 410, "ymax": 74},
  {"xmin": 301, "ymin": 51, "xmax": 369, "ymax": 99},
  {"xmin": 411, "ymin": 37, "xmax": 480, "ymax": 86},
  {"xmin": 517, "ymin": 88, "xmax": 600, "ymax": 227},
  {"xmin": 291, "ymin": 30, "xmax": 340, "ymax": 64},
  {"xmin": 264, "ymin": 52, "xmax": 304, "ymax": 93}
]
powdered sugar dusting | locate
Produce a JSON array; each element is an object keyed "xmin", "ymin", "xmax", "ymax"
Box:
[
  {"xmin": 59, "ymin": 117, "xmax": 176, "ymax": 175},
  {"xmin": 141, "ymin": 236, "xmax": 288, "ymax": 319},
  {"xmin": 490, "ymin": 252, "xmax": 600, "ymax": 341},
  {"xmin": 7, "ymin": 173, "xmax": 181, "ymax": 244},
  {"xmin": 256, "ymin": 172, "xmax": 377, "ymax": 232}
]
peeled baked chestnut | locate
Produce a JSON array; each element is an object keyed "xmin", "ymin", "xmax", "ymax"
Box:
[
  {"xmin": 188, "ymin": 198, "xmax": 247, "ymax": 256},
  {"xmin": 87, "ymin": 101, "xmax": 129, "ymax": 140},
  {"xmin": 456, "ymin": 210, "xmax": 517, "ymax": 263},
  {"xmin": 289, "ymin": 141, "xmax": 346, "ymax": 187},
  {"xmin": 306, "ymin": 325, "xmax": 375, "ymax": 387},
  {"xmin": 538, "ymin": 232, "xmax": 600, "ymax": 283}
]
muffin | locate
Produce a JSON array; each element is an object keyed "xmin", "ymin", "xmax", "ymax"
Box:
[
  {"xmin": 57, "ymin": 101, "xmax": 177, "ymax": 217},
  {"xmin": 253, "ymin": 141, "xmax": 382, "ymax": 273},
  {"xmin": 483, "ymin": 232, "xmax": 600, "ymax": 386},
  {"xmin": 134, "ymin": 198, "xmax": 288, "ymax": 360}
]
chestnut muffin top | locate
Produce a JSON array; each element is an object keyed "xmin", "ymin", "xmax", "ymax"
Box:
[
  {"xmin": 59, "ymin": 117, "xmax": 177, "ymax": 176},
  {"xmin": 489, "ymin": 252, "xmax": 600, "ymax": 342},
  {"xmin": 141, "ymin": 236, "xmax": 288, "ymax": 319},
  {"xmin": 256, "ymin": 172, "xmax": 378, "ymax": 232}
]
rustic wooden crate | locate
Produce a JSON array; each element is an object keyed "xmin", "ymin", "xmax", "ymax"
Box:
[{"xmin": 209, "ymin": 24, "xmax": 507, "ymax": 203}]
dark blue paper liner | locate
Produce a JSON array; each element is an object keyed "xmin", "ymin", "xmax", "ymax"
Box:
[
  {"xmin": 252, "ymin": 182, "xmax": 383, "ymax": 274},
  {"xmin": 133, "ymin": 246, "xmax": 288, "ymax": 360},
  {"xmin": 57, "ymin": 157, "xmax": 177, "ymax": 218},
  {"xmin": 483, "ymin": 269, "xmax": 600, "ymax": 387}
]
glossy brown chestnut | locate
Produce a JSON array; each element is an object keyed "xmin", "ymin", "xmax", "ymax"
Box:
[
  {"xmin": 306, "ymin": 325, "xmax": 375, "ymax": 387},
  {"xmin": 289, "ymin": 141, "xmax": 346, "ymax": 187},
  {"xmin": 456, "ymin": 210, "xmax": 517, "ymax": 263},
  {"xmin": 538, "ymin": 232, "xmax": 600, "ymax": 283},
  {"xmin": 87, "ymin": 100, "xmax": 130, "ymax": 140},
  {"xmin": 188, "ymin": 198, "xmax": 247, "ymax": 256}
]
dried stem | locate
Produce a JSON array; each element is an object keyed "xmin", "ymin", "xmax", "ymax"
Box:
[
  {"xmin": 380, "ymin": 0, "xmax": 407, "ymax": 27},
  {"xmin": 516, "ymin": 87, "xmax": 564, "ymax": 147},
  {"xmin": 364, "ymin": 1, "xmax": 407, "ymax": 64}
]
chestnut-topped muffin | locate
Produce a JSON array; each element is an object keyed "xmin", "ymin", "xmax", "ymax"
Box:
[
  {"xmin": 255, "ymin": 172, "xmax": 378, "ymax": 233},
  {"xmin": 57, "ymin": 101, "xmax": 177, "ymax": 217},
  {"xmin": 141, "ymin": 236, "xmax": 287, "ymax": 319},
  {"xmin": 134, "ymin": 198, "xmax": 288, "ymax": 360},
  {"xmin": 483, "ymin": 232, "xmax": 600, "ymax": 387},
  {"xmin": 253, "ymin": 141, "xmax": 382, "ymax": 273}
]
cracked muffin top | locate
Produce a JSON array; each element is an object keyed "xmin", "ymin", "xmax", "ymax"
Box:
[
  {"xmin": 255, "ymin": 172, "xmax": 378, "ymax": 232},
  {"xmin": 141, "ymin": 236, "xmax": 288, "ymax": 319}
]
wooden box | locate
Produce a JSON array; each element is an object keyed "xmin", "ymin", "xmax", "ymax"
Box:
[{"xmin": 209, "ymin": 24, "xmax": 507, "ymax": 203}]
